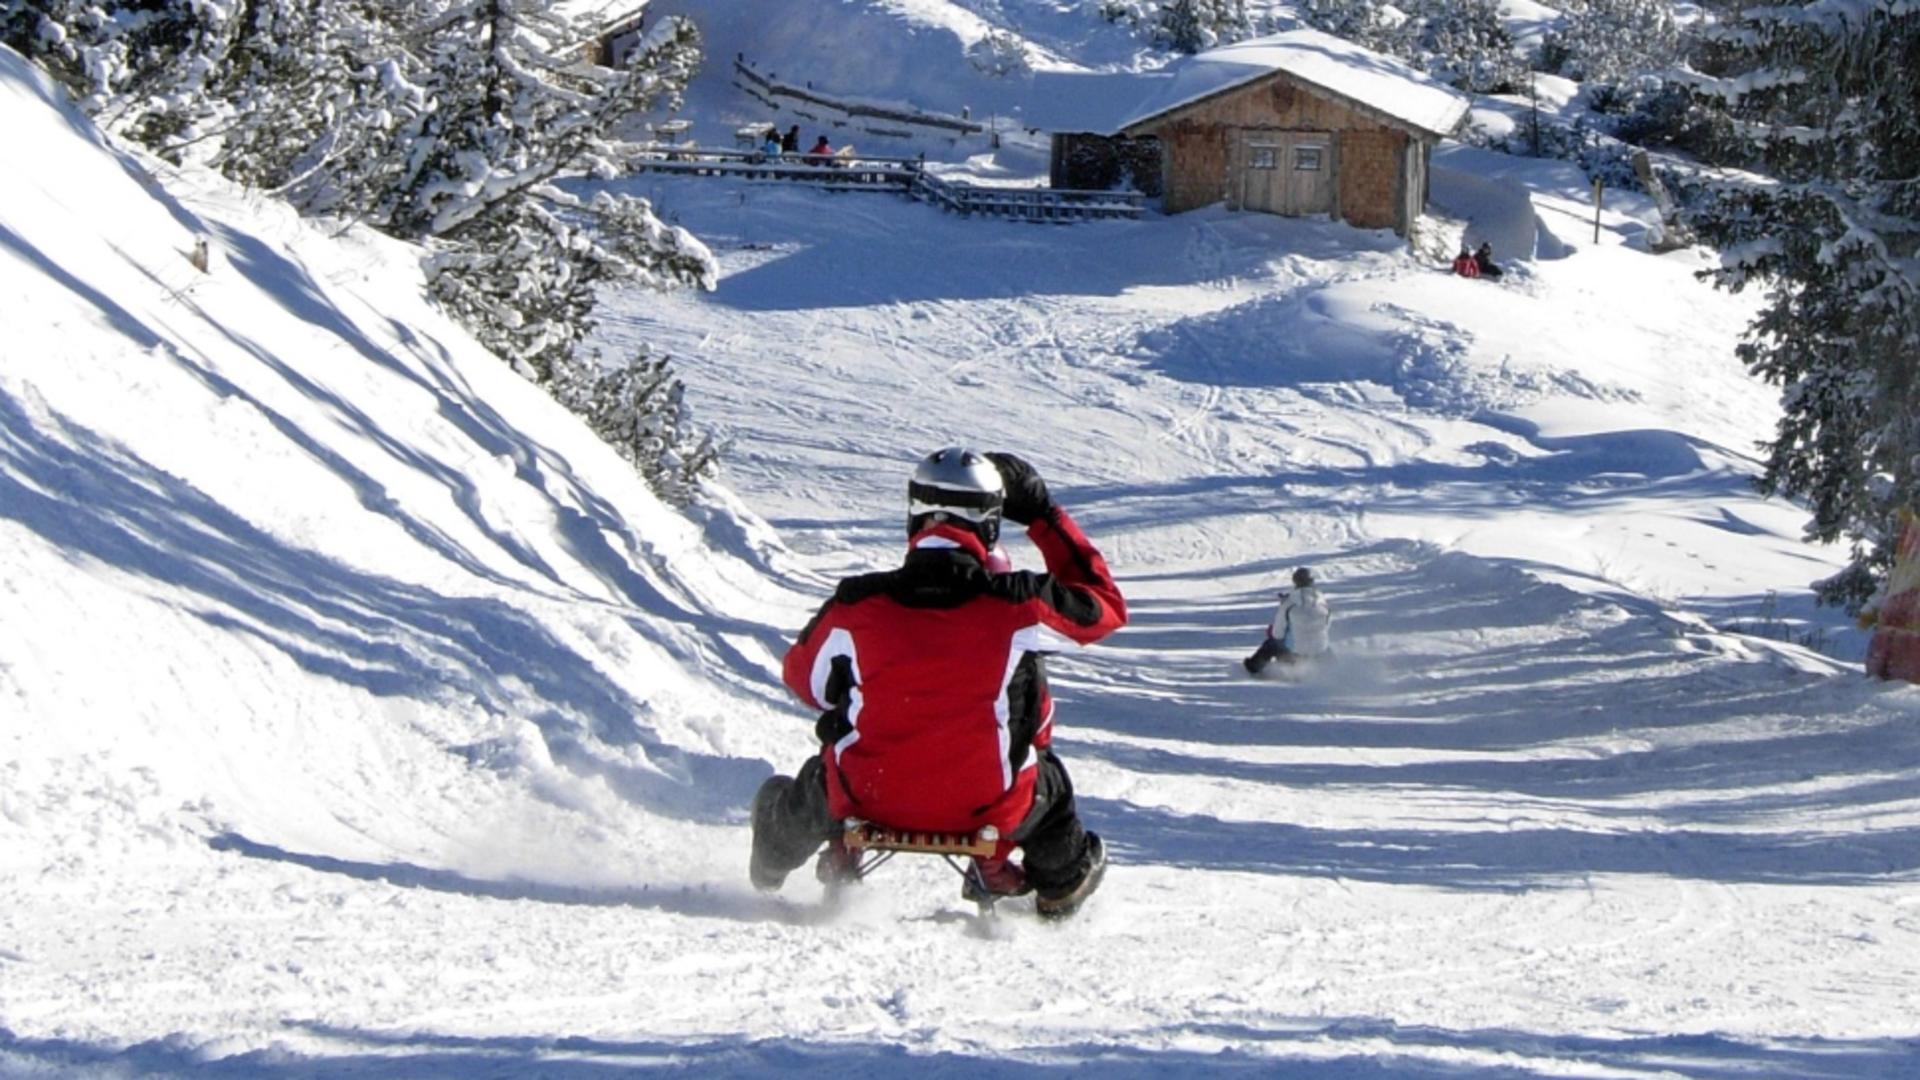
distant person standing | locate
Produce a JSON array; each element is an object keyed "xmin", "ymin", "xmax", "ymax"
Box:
[
  {"xmin": 782, "ymin": 125, "xmax": 801, "ymax": 154},
  {"xmin": 1243, "ymin": 567, "xmax": 1332, "ymax": 675},
  {"xmin": 806, "ymin": 135, "xmax": 834, "ymax": 165}
]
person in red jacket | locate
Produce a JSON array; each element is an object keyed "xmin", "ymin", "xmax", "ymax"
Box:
[
  {"xmin": 749, "ymin": 447, "xmax": 1127, "ymax": 917},
  {"xmin": 1452, "ymin": 247, "xmax": 1480, "ymax": 278}
]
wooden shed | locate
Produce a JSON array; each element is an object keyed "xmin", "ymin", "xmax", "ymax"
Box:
[
  {"xmin": 555, "ymin": 0, "xmax": 650, "ymax": 68},
  {"xmin": 1049, "ymin": 31, "xmax": 1470, "ymax": 236}
]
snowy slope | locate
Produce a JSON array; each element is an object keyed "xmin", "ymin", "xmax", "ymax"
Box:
[
  {"xmin": 8, "ymin": 16, "xmax": 1920, "ymax": 1079},
  {"xmin": 0, "ymin": 45, "xmax": 813, "ymax": 1062}
]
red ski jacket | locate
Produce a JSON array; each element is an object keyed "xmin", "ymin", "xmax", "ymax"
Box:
[{"xmin": 782, "ymin": 510, "xmax": 1126, "ymax": 839}]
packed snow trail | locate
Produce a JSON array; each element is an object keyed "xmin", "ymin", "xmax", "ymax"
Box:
[{"xmin": 6, "ymin": 41, "xmax": 1920, "ymax": 1079}]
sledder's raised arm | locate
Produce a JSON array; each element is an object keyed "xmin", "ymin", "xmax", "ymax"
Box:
[{"xmin": 756, "ymin": 447, "xmax": 1124, "ymax": 919}]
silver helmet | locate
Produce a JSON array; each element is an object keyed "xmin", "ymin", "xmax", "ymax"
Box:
[{"xmin": 908, "ymin": 446, "xmax": 1004, "ymax": 543}]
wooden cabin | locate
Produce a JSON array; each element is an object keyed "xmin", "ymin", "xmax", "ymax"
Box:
[
  {"xmin": 1049, "ymin": 31, "xmax": 1469, "ymax": 236},
  {"xmin": 556, "ymin": 0, "xmax": 650, "ymax": 68}
]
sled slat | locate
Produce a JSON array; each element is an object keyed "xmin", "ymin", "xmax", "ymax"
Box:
[{"xmin": 841, "ymin": 822, "xmax": 997, "ymax": 857}]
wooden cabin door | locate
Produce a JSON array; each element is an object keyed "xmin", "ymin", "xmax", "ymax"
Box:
[
  {"xmin": 1283, "ymin": 134, "xmax": 1334, "ymax": 215},
  {"xmin": 1238, "ymin": 131, "xmax": 1334, "ymax": 216},
  {"xmin": 1237, "ymin": 134, "xmax": 1284, "ymax": 213}
]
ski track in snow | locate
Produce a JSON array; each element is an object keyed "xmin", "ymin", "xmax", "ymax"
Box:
[{"xmin": 6, "ymin": 32, "xmax": 1920, "ymax": 1079}]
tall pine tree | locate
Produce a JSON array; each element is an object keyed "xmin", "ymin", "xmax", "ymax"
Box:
[{"xmin": 1686, "ymin": 0, "xmax": 1920, "ymax": 610}]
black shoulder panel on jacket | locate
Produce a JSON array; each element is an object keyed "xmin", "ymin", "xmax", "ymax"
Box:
[
  {"xmin": 986, "ymin": 570, "xmax": 1104, "ymax": 627},
  {"xmin": 832, "ymin": 570, "xmax": 900, "ymax": 606}
]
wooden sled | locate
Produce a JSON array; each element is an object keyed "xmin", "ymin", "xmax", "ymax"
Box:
[{"xmin": 827, "ymin": 818, "xmax": 1020, "ymax": 916}]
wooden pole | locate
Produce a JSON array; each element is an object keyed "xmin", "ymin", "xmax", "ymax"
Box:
[
  {"xmin": 1529, "ymin": 73, "xmax": 1541, "ymax": 157},
  {"xmin": 1592, "ymin": 178, "xmax": 1603, "ymax": 244}
]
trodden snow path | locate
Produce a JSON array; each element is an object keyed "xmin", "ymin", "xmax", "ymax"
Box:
[
  {"xmin": 585, "ymin": 175, "xmax": 1920, "ymax": 1072},
  {"xmin": 4, "ymin": 42, "xmax": 1920, "ymax": 1075}
]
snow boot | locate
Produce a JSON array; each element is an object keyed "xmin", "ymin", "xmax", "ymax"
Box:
[
  {"xmin": 749, "ymin": 775, "xmax": 794, "ymax": 892},
  {"xmin": 1035, "ymin": 833, "xmax": 1106, "ymax": 919},
  {"xmin": 814, "ymin": 836, "xmax": 862, "ymax": 888},
  {"xmin": 959, "ymin": 856, "xmax": 1032, "ymax": 904}
]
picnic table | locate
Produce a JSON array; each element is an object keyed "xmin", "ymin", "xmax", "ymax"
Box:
[{"xmin": 649, "ymin": 119, "xmax": 692, "ymax": 145}]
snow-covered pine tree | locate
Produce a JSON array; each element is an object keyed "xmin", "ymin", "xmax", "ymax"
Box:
[
  {"xmin": 555, "ymin": 345, "xmax": 721, "ymax": 507},
  {"xmin": 1298, "ymin": 0, "xmax": 1402, "ymax": 54},
  {"xmin": 3, "ymin": 0, "xmax": 422, "ymax": 188},
  {"xmin": 1546, "ymin": 0, "xmax": 1679, "ymax": 85},
  {"xmin": 1160, "ymin": 0, "xmax": 1252, "ymax": 53},
  {"xmin": 1685, "ymin": 0, "xmax": 1920, "ymax": 611},
  {"xmin": 369, "ymin": 5, "xmax": 712, "ymax": 383},
  {"xmin": 1388, "ymin": 0, "xmax": 1527, "ymax": 93},
  {"xmin": 3, "ymin": 0, "xmax": 232, "ymax": 149},
  {"xmin": 206, "ymin": 0, "xmax": 419, "ymax": 201},
  {"xmin": 967, "ymin": 28, "xmax": 1032, "ymax": 78},
  {"xmin": 425, "ymin": 187, "xmax": 712, "ymax": 385},
  {"xmin": 1297, "ymin": 0, "xmax": 1524, "ymax": 93},
  {"xmin": 1099, "ymin": 0, "xmax": 1252, "ymax": 53}
]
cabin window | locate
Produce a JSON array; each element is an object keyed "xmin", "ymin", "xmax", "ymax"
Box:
[
  {"xmin": 1249, "ymin": 146, "xmax": 1278, "ymax": 170},
  {"xmin": 1294, "ymin": 146, "xmax": 1324, "ymax": 172}
]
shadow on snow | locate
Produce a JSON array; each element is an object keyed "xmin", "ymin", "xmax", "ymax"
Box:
[{"xmin": 3, "ymin": 1018, "xmax": 1916, "ymax": 1079}]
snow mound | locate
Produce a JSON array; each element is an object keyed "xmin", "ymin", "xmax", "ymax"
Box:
[{"xmin": 1135, "ymin": 271, "xmax": 1637, "ymax": 416}]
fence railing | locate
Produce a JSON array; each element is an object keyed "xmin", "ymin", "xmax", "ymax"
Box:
[
  {"xmin": 627, "ymin": 144, "xmax": 1145, "ymax": 222},
  {"xmin": 911, "ymin": 173, "xmax": 1147, "ymax": 221},
  {"xmin": 628, "ymin": 145, "xmax": 923, "ymax": 188}
]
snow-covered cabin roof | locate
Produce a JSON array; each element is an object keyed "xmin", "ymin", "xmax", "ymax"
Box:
[
  {"xmin": 553, "ymin": 0, "xmax": 648, "ymax": 33},
  {"xmin": 1037, "ymin": 29, "xmax": 1470, "ymax": 140}
]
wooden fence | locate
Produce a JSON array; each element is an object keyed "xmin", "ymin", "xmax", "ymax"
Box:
[
  {"xmin": 627, "ymin": 145, "xmax": 1146, "ymax": 223},
  {"xmin": 629, "ymin": 146, "xmax": 922, "ymax": 191},
  {"xmin": 910, "ymin": 172, "xmax": 1146, "ymax": 222}
]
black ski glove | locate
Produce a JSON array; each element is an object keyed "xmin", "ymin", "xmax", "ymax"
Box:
[{"xmin": 987, "ymin": 451, "xmax": 1054, "ymax": 526}]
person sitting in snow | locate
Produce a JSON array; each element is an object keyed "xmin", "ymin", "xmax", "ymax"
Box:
[
  {"xmin": 1474, "ymin": 241, "xmax": 1504, "ymax": 280},
  {"xmin": 1452, "ymin": 248, "xmax": 1480, "ymax": 279},
  {"xmin": 750, "ymin": 448, "xmax": 1126, "ymax": 918},
  {"xmin": 1243, "ymin": 567, "xmax": 1333, "ymax": 675}
]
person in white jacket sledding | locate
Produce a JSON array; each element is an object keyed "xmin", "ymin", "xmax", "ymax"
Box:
[{"xmin": 1243, "ymin": 567, "xmax": 1332, "ymax": 675}]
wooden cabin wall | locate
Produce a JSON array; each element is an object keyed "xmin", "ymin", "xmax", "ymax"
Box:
[
  {"xmin": 1337, "ymin": 129, "xmax": 1403, "ymax": 231},
  {"xmin": 1157, "ymin": 123, "xmax": 1229, "ymax": 212},
  {"xmin": 1137, "ymin": 72, "xmax": 1418, "ymax": 226}
]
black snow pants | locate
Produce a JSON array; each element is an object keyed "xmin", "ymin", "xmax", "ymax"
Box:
[{"xmin": 1243, "ymin": 635, "xmax": 1295, "ymax": 674}]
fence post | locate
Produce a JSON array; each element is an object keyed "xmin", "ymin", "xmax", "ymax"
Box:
[{"xmin": 1592, "ymin": 178, "xmax": 1603, "ymax": 244}]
